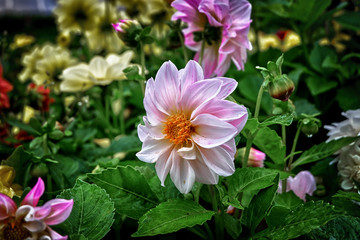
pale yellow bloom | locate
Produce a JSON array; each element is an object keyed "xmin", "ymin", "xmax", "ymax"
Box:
[
  {"xmin": 60, "ymin": 51, "xmax": 135, "ymax": 92},
  {"xmin": 0, "ymin": 166, "xmax": 23, "ymax": 198},
  {"xmin": 22, "ymin": 105, "xmax": 37, "ymax": 124},
  {"xmin": 10, "ymin": 34, "xmax": 35, "ymax": 50},
  {"xmin": 32, "ymin": 46, "xmax": 77, "ymax": 92},
  {"xmin": 258, "ymin": 32, "xmax": 281, "ymax": 51},
  {"xmin": 57, "ymin": 31, "xmax": 72, "ymax": 48},
  {"xmin": 53, "ymin": 0, "xmax": 101, "ymax": 32},
  {"xmin": 84, "ymin": 4, "xmax": 124, "ymax": 53},
  {"xmin": 281, "ymin": 31, "xmax": 301, "ymax": 51}
]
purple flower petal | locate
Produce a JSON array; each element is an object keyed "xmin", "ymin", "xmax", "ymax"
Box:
[
  {"xmin": 0, "ymin": 193, "xmax": 17, "ymax": 221},
  {"xmin": 43, "ymin": 199, "xmax": 74, "ymax": 225},
  {"xmin": 22, "ymin": 177, "xmax": 45, "ymax": 207}
]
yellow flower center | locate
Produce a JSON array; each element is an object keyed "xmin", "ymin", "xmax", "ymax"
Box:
[
  {"xmin": 163, "ymin": 113, "xmax": 193, "ymax": 145},
  {"xmin": 2, "ymin": 221, "xmax": 31, "ymax": 240}
]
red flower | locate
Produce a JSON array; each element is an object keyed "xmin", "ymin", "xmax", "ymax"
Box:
[
  {"xmin": 0, "ymin": 63, "xmax": 13, "ymax": 109},
  {"xmin": 28, "ymin": 83, "xmax": 55, "ymax": 112}
]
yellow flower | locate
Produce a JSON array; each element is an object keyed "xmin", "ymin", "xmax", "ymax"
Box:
[
  {"xmin": 22, "ymin": 105, "xmax": 37, "ymax": 124},
  {"xmin": 281, "ymin": 31, "xmax": 301, "ymax": 52},
  {"xmin": 60, "ymin": 51, "xmax": 135, "ymax": 92},
  {"xmin": 117, "ymin": 0, "xmax": 174, "ymax": 38},
  {"xmin": 57, "ymin": 31, "xmax": 72, "ymax": 48},
  {"xmin": 319, "ymin": 21, "xmax": 351, "ymax": 53},
  {"xmin": 10, "ymin": 34, "xmax": 35, "ymax": 50},
  {"xmin": 32, "ymin": 46, "xmax": 77, "ymax": 92},
  {"xmin": 19, "ymin": 44, "xmax": 53, "ymax": 83},
  {"xmin": 53, "ymin": 0, "xmax": 101, "ymax": 32},
  {"xmin": 0, "ymin": 166, "xmax": 23, "ymax": 198},
  {"xmin": 85, "ymin": 4, "xmax": 124, "ymax": 53},
  {"xmin": 258, "ymin": 32, "xmax": 281, "ymax": 51}
]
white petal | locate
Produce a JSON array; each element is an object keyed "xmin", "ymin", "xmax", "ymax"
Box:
[
  {"xmin": 136, "ymin": 139, "xmax": 172, "ymax": 163},
  {"xmin": 197, "ymin": 145, "xmax": 235, "ymax": 176},
  {"xmin": 89, "ymin": 56, "xmax": 108, "ymax": 79},
  {"xmin": 170, "ymin": 157, "xmax": 196, "ymax": 194}
]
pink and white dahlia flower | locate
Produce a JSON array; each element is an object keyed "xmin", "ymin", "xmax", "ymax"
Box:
[
  {"xmin": 136, "ymin": 60, "xmax": 248, "ymax": 193},
  {"xmin": 0, "ymin": 178, "xmax": 73, "ymax": 240},
  {"xmin": 278, "ymin": 171, "xmax": 317, "ymax": 201},
  {"xmin": 171, "ymin": 0, "xmax": 252, "ymax": 78}
]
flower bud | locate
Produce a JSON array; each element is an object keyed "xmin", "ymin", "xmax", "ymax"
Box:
[
  {"xmin": 238, "ymin": 147, "xmax": 266, "ymax": 167},
  {"xmin": 301, "ymin": 121, "xmax": 319, "ymax": 137},
  {"xmin": 112, "ymin": 19, "xmax": 142, "ymax": 48},
  {"xmin": 268, "ymin": 74, "xmax": 294, "ymax": 101},
  {"xmin": 31, "ymin": 163, "xmax": 49, "ymax": 177}
]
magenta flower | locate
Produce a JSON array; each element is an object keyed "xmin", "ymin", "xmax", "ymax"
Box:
[
  {"xmin": 171, "ymin": 0, "xmax": 252, "ymax": 78},
  {"xmin": 136, "ymin": 60, "xmax": 248, "ymax": 193},
  {"xmin": 278, "ymin": 171, "xmax": 317, "ymax": 201},
  {"xmin": 0, "ymin": 178, "xmax": 73, "ymax": 240}
]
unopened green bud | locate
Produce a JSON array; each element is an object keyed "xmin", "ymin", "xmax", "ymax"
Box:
[
  {"xmin": 31, "ymin": 163, "xmax": 49, "ymax": 177},
  {"xmin": 268, "ymin": 74, "xmax": 295, "ymax": 101}
]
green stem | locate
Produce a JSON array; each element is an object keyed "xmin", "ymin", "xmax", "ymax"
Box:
[
  {"xmin": 242, "ymin": 136, "xmax": 254, "ymax": 168},
  {"xmin": 288, "ymin": 121, "xmax": 304, "ymax": 170},
  {"xmin": 187, "ymin": 227, "xmax": 208, "ymax": 239},
  {"xmin": 254, "ymin": 83, "xmax": 265, "ymax": 119},
  {"xmin": 139, "ymin": 41, "xmax": 146, "ymax": 96},
  {"xmin": 178, "ymin": 30, "xmax": 189, "ymax": 63},
  {"xmin": 208, "ymin": 185, "xmax": 223, "ymax": 240},
  {"xmin": 194, "ymin": 184, "xmax": 203, "ymax": 203},
  {"xmin": 43, "ymin": 134, "xmax": 49, "ymax": 155},
  {"xmin": 204, "ymin": 222, "xmax": 214, "ymax": 240},
  {"xmin": 47, "ymin": 174, "xmax": 52, "ymax": 199},
  {"xmin": 282, "ymin": 125, "xmax": 286, "ymax": 146},
  {"xmin": 118, "ymin": 81, "xmax": 125, "ymax": 134},
  {"xmin": 198, "ymin": 33, "xmax": 205, "ymax": 65}
]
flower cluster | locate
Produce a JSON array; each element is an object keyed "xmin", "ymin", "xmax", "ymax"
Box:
[
  {"xmin": 0, "ymin": 178, "xmax": 73, "ymax": 240},
  {"xmin": 0, "ymin": 63, "xmax": 13, "ymax": 110},
  {"xmin": 136, "ymin": 60, "xmax": 248, "ymax": 193},
  {"xmin": 172, "ymin": 0, "xmax": 252, "ymax": 77}
]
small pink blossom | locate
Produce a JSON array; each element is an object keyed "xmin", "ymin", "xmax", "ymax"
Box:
[
  {"xmin": 171, "ymin": 0, "xmax": 252, "ymax": 78},
  {"xmin": 136, "ymin": 60, "xmax": 248, "ymax": 194},
  {"xmin": 239, "ymin": 147, "xmax": 266, "ymax": 167},
  {"xmin": 0, "ymin": 178, "xmax": 73, "ymax": 240},
  {"xmin": 278, "ymin": 171, "xmax": 316, "ymax": 201},
  {"xmin": 112, "ymin": 19, "xmax": 131, "ymax": 33}
]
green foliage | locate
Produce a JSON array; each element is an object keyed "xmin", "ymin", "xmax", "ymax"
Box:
[
  {"xmin": 56, "ymin": 180, "xmax": 115, "ymax": 240},
  {"xmin": 223, "ymin": 213, "xmax": 242, "ymax": 239},
  {"xmin": 253, "ymin": 126, "xmax": 286, "ymax": 164},
  {"xmin": 227, "ymin": 168, "xmax": 289, "ymax": 201},
  {"xmin": 132, "ymin": 199, "xmax": 214, "ymax": 237},
  {"xmin": 241, "ymin": 175, "xmax": 279, "ymax": 234},
  {"xmin": 291, "ymin": 136, "xmax": 360, "ymax": 168},
  {"xmin": 255, "ymin": 201, "xmax": 341, "ymax": 240},
  {"xmin": 88, "ymin": 166, "xmax": 159, "ymax": 219},
  {"xmin": 260, "ymin": 113, "xmax": 294, "ymax": 127},
  {"xmin": 307, "ymin": 216, "xmax": 360, "ymax": 240}
]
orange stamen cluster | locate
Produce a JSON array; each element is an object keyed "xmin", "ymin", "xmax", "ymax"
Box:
[{"xmin": 163, "ymin": 113, "xmax": 193, "ymax": 145}]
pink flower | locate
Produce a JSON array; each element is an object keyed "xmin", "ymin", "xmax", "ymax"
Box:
[
  {"xmin": 238, "ymin": 147, "xmax": 266, "ymax": 167},
  {"xmin": 0, "ymin": 178, "xmax": 73, "ymax": 240},
  {"xmin": 171, "ymin": 0, "xmax": 252, "ymax": 78},
  {"xmin": 278, "ymin": 171, "xmax": 316, "ymax": 201},
  {"xmin": 136, "ymin": 60, "xmax": 248, "ymax": 193}
]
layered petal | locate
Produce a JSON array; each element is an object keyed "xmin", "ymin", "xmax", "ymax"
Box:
[
  {"xmin": 170, "ymin": 157, "xmax": 196, "ymax": 194},
  {"xmin": 143, "ymin": 78, "xmax": 168, "ymax": 124},
  {"xmin": 192, "ymin": 114, "xmax": 237, "ymax": 148},
  {"xmin": 42, "ymin": 199, "xmax": 74, "ymax": 225},
  {"xmin": 22, "ymin": 178, "xmax": 45, "ymax": 207},
  {"xmin": 179, "ymin": 60, "xmax": 204, "ymax": 95},
  {"xmin": 198, "ymin": 145, "xmax": 235, "ymax": 176},
  {"xmin": 155, "ymin": 147, "xmax": 175, "ymax": 186},
  {"xmin": 0, "ymin": 193, "xmax": 16, "ymax": 220},
  {"xmin": 47, "ymin": 226, "xmax": 68, "ymax": 240},
  {"xmin": 136, "ymin": 139, "xmax": 172, "ymax": 163}
]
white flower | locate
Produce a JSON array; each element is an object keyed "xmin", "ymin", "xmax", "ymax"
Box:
[
  {"xmin": 325, "ymin": 109, "xmax": 360, "ymax": 190},
  {"xmin": 60, "ymin": 51, "xmax": 134, "ymax": 92}
]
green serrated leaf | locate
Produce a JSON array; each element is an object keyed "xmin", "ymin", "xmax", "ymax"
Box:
[
  {"xmin": 253, "ymin": 127, "xmax": 286, "ymax": 164},
  {"xmin": 69, "ymin": 234, "xmax": 88, "ymax": 240},
  {"xmin": 228, "ymin": 168, "xmax": 289, "ymax": 199},
  {"xmin": 106, "ymin": 135, "xmax": 141, "ymax": 155},
  {"xmin": 29, "ymin": 118, "xmax": 43, "ymax": 134},
  {"xmin": 291, "ymin": 136, "xmax": 360, "ymax": 168},
  {"xmin": 255, "ymin": 201, "xmax": 340, "ymax": 240},
  {"xmin": 132, "ymin": 199, "xmax": 214, "ymax": 237},
  {"xmin": 260, "ymin": 113, "xmax": 294, "ymax": 127},
  {"xmin": 305, "ymin": 76, "xmax": 338, "ymax": 96},
  {"xmin": 307, "ymin": 216, "xmax": 360, "ymax": 240},
  {"xmin": 333, "ymin": 191, "xmax": 360, "ymax": 202},
  {"xmin": 88, "ymin": 166, "xmax": 159, "ymax": 219},
  {"xmin": 241, "ymin": 175, "xmax": 279, "ymax": 234},
  {"xmin": 49, "ymin": 130, "xmax": 64, "ymax": 140},
  {"xmin": 56, "ymin": 180, "xmax": 114, "ymax": 240}
]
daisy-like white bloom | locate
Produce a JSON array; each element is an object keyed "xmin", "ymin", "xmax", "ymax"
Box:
[
  {"xmin": 60, "ymin": 51, "xmax": 134, "ymax": 92},
  {"xmin": 0, "ymin": 178, "xmax": 73, "ymax": 240},
  {"xmin": 136, "ymin": 60, "xmax": 248, "ymax": 193},
  {"xmin": 325, "ymin": 109, "xmax": 360, "ymax": 190},
  {"xmin": 278, "ymin": 171, "xmax": 317, "ymax": 201},
  {"xmin": 171, "ymin": 0, "xmax": 252, "ymax": 78}
]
